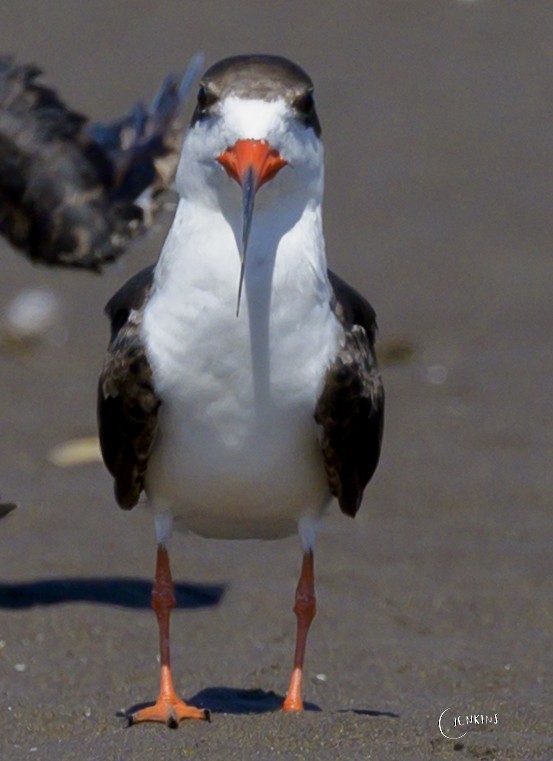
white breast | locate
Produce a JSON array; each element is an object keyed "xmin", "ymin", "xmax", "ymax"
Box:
[{"xmin": 142, "ymin": 198, "xmax": 343, "ymax": 540}]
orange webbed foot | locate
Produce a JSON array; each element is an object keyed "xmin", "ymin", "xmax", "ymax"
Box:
[{"xmin": 129, "ymin": 697, "xmax": 210, "ymax": 728}]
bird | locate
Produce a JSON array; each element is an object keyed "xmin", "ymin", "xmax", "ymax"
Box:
[
  {"xmin": 0, "ymin": 54, "xmax": 202, "ymax": 270},
  {"xmin": 98, "ymin": 54, "xmax": 384, "ymax": 727}
]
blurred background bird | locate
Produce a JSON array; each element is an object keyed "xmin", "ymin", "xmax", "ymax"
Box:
[
  {"xmin": 0, "ymin": 53, "xmax": 202, "ymax": 518},
  {"xmin": 0, "ymin": 53, "xmax": 202, "ymax": 270}
]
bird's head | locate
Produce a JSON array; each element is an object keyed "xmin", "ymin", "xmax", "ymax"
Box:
[{"xmin": 176, "ymin": 55, "xmax": 324, "ymax": 314}]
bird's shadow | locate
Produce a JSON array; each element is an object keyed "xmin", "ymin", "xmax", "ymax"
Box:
[
  {"xmin": 194, "ymin": 687, "xmax": 321, "ymax": 714},
  {"xmin": 337, "ymin": 708, "xmax": 400, "ymax": 718},
  {"xmin": 0, "ymin": 577, "xmax": 225, "ymax": 610},
  {"xmin": 124, "ymin": 687, "xmax": 320, "ymax": 719}
]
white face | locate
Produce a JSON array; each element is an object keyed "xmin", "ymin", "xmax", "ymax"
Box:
[{"xmin": 176, "ymin": 95, "xmax": 324, "ymax": 213}]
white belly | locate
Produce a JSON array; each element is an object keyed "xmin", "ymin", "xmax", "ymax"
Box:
[
  {"xmin": 146, "ymin": 393, "xmax": 332, "ymax": 540},
  {"xmin": 141, "ymin": 201, "xmax": 343, "ymax": 539}
]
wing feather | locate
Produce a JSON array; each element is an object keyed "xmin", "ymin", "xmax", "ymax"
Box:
[
  {"xmin": 315, "ymin": 271, "xmax": 385, "ymax": 517},
  {"xmin": 97, "ymin": 266, "xmax": 159, "ymax": 509}
]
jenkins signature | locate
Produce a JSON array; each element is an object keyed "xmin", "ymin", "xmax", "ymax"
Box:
[{"xmin": 439, "ymin": 708, "xmax": 498, "ymax": 740}]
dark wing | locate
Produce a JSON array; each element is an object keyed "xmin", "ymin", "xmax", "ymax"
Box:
[
  {"xmin": 315, "ymin": 270, "xmax": 385, "ymax": 517},
  {"xmin": 0, "ymin": 55, "xmax": 201, "ymax": 269},
  {"xmin": 97, "ymin": 265, "xmax": 160, "ymax": 509}
]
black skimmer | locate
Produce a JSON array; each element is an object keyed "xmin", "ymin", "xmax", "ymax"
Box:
[
  {"xmin": 98, "ymin": 54, "xmax": 384, "ymax": 726},
  {"xmin": 0, "ymin": 54, "xmax": 202, "ymax": 270}
]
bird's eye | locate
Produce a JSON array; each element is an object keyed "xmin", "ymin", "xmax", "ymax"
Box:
[
  {"xmin": 197, "ymin": 85, "xmax": 217, "ymax": 111},
  {"xmin": 294, "ymin": 91, "xmax": 315, "ymax": 115},
  {"xmin": 292, "ymin": 89, "xmax": 321, "ymax": 137},
  {"xmin": 191, "ymin": 85, "xmax": 219, "ymax": 127}
]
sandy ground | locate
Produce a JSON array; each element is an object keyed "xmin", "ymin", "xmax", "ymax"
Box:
[{"xmin": 0, "ymin": 2, "xmax": 552, "ymax": 759}]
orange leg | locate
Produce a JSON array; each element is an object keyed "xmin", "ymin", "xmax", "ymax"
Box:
[
  {"xmin": 130, "ymin": 545, "xmax": 209, "ymax": 727},
  {"xmin": 282, "ymin": 551, "xmax": 316, "ymax": 712}
]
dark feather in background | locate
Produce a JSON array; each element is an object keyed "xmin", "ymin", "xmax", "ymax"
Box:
[{"xmin": 0, "ymin": 56, "xmax": 197, "ymax": 269}]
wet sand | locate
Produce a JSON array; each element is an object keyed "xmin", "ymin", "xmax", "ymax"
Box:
[{"xmin": 0, "ymin": 2, "xmax": 551, "ymax": 759}]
